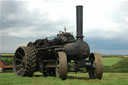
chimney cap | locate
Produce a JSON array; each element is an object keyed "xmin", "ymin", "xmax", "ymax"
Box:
[{"xmin": 76, "ymin": 5, "xmax": 83, "ymax": 7}]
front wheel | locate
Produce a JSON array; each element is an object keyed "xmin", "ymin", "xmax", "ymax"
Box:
[
  {"xmin": 88, "ymin": 52, "xmax": 103, "ymax": 79},
  {"xmin": 56, "ymin": 51, "xmax": 67, "ymax": 80}
]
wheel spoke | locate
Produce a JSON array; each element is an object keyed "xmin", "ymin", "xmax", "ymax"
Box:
[
  {"xmin": 15, "ymin": 64, "xmax": 23, "ymax": 68},
  {"xmin": 17, "ymin": 52, "xmax": 24, "ymax": 58},
  {"xmin": 15, "ymin": 58, "xmax": 23, "ymax": 62},
  {"xmin": 17, "ymin": 68, "xmax": 24, "ymax": 74}
]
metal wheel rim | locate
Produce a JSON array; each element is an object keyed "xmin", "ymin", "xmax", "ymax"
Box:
[
  {"xmin": 56, "ymin": 51, "xmax": 67, "ymax": 80},
  {"xmin": 89, "ymin": 52, "xmax": 103, "ymax": 79},
  {"xmin": 13, "ymin": 47, "xmax": 26, "ymax": 76},
  {"xmin": 94, "ymin": 52, "xmax": 103, "ymax": 79}
]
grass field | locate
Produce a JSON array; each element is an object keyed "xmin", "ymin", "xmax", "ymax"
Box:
[
  {"xmin": 0, "ymin": 54, "xmax": 128, "ymax": 85},
  {"xmin": 103, "ymin": 57, "xmax": 122, "ymax": 66},
  {"xmin": 0, "ymin": 72, "xmax": 128, "ymax": 85},
  {"xmin": 0, "ymin": 53, "xmax": 14, "ymax": 57}
]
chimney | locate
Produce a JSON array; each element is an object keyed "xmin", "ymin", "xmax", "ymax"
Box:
[{"xmin": 76, "ymin": 5, "xmax": 83, "ymax": 40}]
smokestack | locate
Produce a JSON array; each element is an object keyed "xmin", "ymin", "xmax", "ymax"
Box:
[{"xmin": 76, "ymin": 5, "xmax": 83, "ymax": 40}]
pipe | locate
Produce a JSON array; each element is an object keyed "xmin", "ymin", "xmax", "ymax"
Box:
[{"xmin": 76, "ymin": 5, "xmax": 83, "ymax": 40}]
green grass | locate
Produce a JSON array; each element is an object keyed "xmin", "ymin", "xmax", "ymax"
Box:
[
  {"xmin": 0, "ymin": 72, "xmax": 128, "ymax": 85},
  {"xmin": 0, "ymin": 54, "xmax": 128, "ymax": 85},
  {"xmin": 102, "ymin": 57, "xmax": 122, "ymax": 66},
  {"xmin": 0, "ymin": 53, "xmax": 14, "ymax": 57}
]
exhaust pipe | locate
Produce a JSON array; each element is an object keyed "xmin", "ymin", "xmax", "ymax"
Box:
[{"xmin": 76, "ymin": 5, "xmax": 83, "ymax": 40}]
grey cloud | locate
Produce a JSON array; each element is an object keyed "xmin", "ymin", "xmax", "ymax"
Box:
[
  {"xmin": 85, "ymin": 1, "xmax": 128, "ymax": 42},
  {"xmin": 1, "ymin": 0, "xmax": 49, "ymax": 29},
  {"xmin": 113, "ymin": 1, "xmax": 128, "ymax": 41},
  {"xmin": 112, "ymin": 1, "xmax": 128, "ymax": 27},
  {"xmin": 0, "ymin": 0, "xmax": 74, "ymax": 53},
  {"xmin": 1, "ymin": 0, "xmax": 72, "ymax": 38},
  {"xmin": 1, "ymin": 0, "xmax": 30, "ymax": 29},
  {"xmin": 91, "ymin": 49, "xmax": 128, "ymax": 55},
  {"xmin": 0, "ymin": 0, "xmax": 128, "ymax": 54},
  {"xmin": 1, "ymin": 35, "xmax": 37, "ymax": 53}
]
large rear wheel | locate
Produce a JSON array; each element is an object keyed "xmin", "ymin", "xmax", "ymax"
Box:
[
  {"xmin": 88, "ymin": 52, "xmax": 103, "ymax": 79},
  {"xmin": 13, "ymin": 46, "xmax": 37, "ymax": 77},
  {"xmin": 56, "ymin": 51, "xmax": 67, "ymax": 80}
]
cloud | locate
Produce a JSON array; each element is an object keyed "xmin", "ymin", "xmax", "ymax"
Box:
[
  {"xmin": 1, "ymin": 35, "xmax": 37, "ymax": 53},
  {"xmin": 91, "ymin": 49, "xmax": 128, "ymax": 55},
  {"xmin": 0, "ymin": 0, "xmax": 128, "ymax": 54},
  {"xmin": 1, "ymin": 1, "xmax": 38, "ymax": 28},
  {"xmin": 1, "ymin": 0, "xmax": 74, "ymax": 38},
  {"xmin": 1, "ymin": 0, "xmax": 127, "ymax": 39}
]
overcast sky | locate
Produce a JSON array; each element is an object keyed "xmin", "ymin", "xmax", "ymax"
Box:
[{"xmin": 0, "ymin": 0, "xmax": 128, "ymax": 55}]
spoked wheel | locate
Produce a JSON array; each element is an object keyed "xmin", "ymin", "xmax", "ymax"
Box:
[
  {"xmin": 13, "ymin": 46, "xmax": 37, "ymax": 77},
  {"xmin": 88, "ymin": 52, "xmax": 103, "ymax": 79},
  {"xmin": 56, "ymin": 51, "xmax": 67, "ymax": 80}
]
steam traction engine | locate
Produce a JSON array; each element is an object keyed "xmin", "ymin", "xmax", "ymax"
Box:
[{"xmin": 13, "ymin": 5, "xmax": 103, "ymax": 80}]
